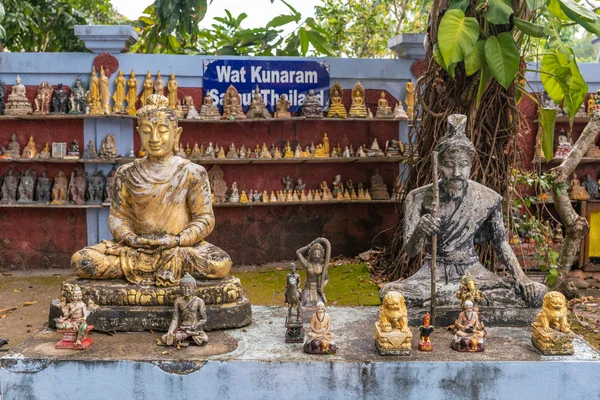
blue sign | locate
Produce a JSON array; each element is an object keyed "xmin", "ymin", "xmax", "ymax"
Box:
[{"xmin": 203, "ymin": 59, "xmax": 330, "ymax": 113}]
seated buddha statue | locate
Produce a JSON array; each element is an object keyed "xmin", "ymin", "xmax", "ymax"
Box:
[
  {"xmin": 569, "ymin": 172, "xmax": 590, "ymax": 200},
  {"xmin": 348, "ymin": 82, "xmax": 367, "ymax": 118},
  {"xmin": 375, "ymin": 91, "xmax": 393, "ymax": 119},
  {"xmin": 71, "ymin": 94, "xmax": 232, "ymax": 286},
  {"xmin": 327, "ymin": 82, "xmax": 347, "ymax": 118}
]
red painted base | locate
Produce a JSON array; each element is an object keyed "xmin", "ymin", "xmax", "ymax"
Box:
[
  {"xmin": 418, "ymin": 341, "xmax": 433, "ymax": 352},
  {"xmin": 55, "ymin": 325, "xmax": 94, "ymax": 350}
]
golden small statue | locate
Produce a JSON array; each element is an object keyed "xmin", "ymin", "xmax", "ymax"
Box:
[
  {"xmin": 199, "ymin": 96, "xmax": 221, "ymax": 120},
  {"xmin": 240, "ymin": 190, "xmax": 249, "ymax": 203},
  {"xmin": 153, "ymin": 70, "xmax": 164, "ymax": 95},
  {"xmin": 184, "ymin": 143, "xmax": 192, "ymax": 158},
  {"xmin": 587, "ymin": 95, "xmax": 596, "ymax": 116},
  {"xmin": 274, "ymin": 94, "xmax": 291, "ymax": 118},
  {"xmin": 51, "ymin": 171, "xmax": 69, "ymax": 205},
  {"xmin": 141, "ymin": 70, "xmax": 153, "ymax": 107},
  {"xmin": 260, "ymin": 143, "xmax": 272, "ymax": 159},
  {"xmin": 531, "ymin": 291, "xmax": 574, "ymax": 355},
  {"xmin": 456, "ymin": 274, "xmax": 485, "ymax": 309},
  {"xmin": 405, "ymin": 81, "xmax": 416, "ymax": 119},
  {"xmin": 348, "ymin": 81, "xmax": 367, "ymax": 118},
  {"xmin": 569, "ymin": 172, "xmax": 590, "ymax": 200},
  {"xmin": 375, "ymin": 91, "xmax": 393, "ymax": 119},
  {"xmin": 21, "ymin": 136, "xmax": 38, "ymax": 159},
  {"xmin": 112, "ymin": 70, "xmax": 127, "ymax": 114},
  {"xmin": 71, "ymin": 94, "xmax": 232, "ymax": 286},
  {"xmin": 126, "ymin": 69, "xmax": 138, "ymax": 116},
  {"xmin": 99, "ymin": 66, "xmax": 111, "ymax": 114},
  {"xmin": 222, "ymin": 85, "xmax": 246, "ymax": 120},
  {"xmin": 273, "ymin": 147, "xmax": 282, "ymax": 159},
  {"xmin": 39, "ymin": 142, "xmax": 51, "ymax": 159},
  {"xmin": 167, "ymin": 73, "xmax": 178, "ymax": 109},
  {"xmin": 89, "ymin": 67, "xmax": 103, "ymax": 115},
  {"xmin": 327, "ymin": 81, "xmax": 347, "ymax": 118},
  {"xmin": 313, "ymin": 134, "xmax": 330, "ymax": 158},
  {"xmin": 283, "ymin": 142, "xmax": 294, "ymax": 158},
  {"xmin": 375, "ymin": 291, "xmax": 412, "ymax": 355}
]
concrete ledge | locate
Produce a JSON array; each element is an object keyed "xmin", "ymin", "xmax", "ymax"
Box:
[
  {"xmin": 74, "ymin": 25, "xmax": 139, "ymax": 54},
  {"xmin": 388, "ymin": 34, "xmax": 426, "ymax": 60}
]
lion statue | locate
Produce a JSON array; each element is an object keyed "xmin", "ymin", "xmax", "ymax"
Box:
[
  {"xmin": 533, "ymin": 291, "xmax": 571, "ymax": 334},
  {"xmin": 378, "ymin": 291, "xmax": 409, "ymax": 333}
]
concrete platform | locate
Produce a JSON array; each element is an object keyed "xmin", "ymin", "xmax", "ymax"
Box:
[{"xmin": 2, "ymin": 306, "xmax": 600, "ymax": 400}]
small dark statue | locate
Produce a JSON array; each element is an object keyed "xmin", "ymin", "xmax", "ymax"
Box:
[
  {"xmin": 52, "ymin": 83, "xmax": 69, "ymax": 114},
  {"xmin": 284, "ymin": 263, "xmax": 304, "ymax": 343},
  {"xmin": 1, "ymin": 167, "xmax": 19, "ymax": 203},
  {"xmin": 69, "ymin": 169, "xmax": 87, "ymax": 205},
  {"xmin": 68, "ymin": 77, "xmax": 87, "ymax": 115},
  {"xmin": 583, "ymin": 175, "xmax": 599, "ymax": 200},
  {"xmin": 0, "ymin": 81, "xmax": 6, "ymax": 115},
  {"xmin": 17, "ymin": 170, "xmax": 36, "ymax": 203},
  {"xmin": 104, "ymin": 166, "xmax": 117, "ymax": 203},
  {"xmin": 87, "ymin": 170, "xmax": 105, "ymax": 204},
  {"xmin": 35, "ymin": 171, "xmax": 53, "ymax": 203}
]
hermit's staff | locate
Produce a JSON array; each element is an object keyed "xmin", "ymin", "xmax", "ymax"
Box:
[{"xmin": 430, "ymin": 151, "xmax": 439, "ymax": 325}]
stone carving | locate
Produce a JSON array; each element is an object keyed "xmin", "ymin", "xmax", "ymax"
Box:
[
  {"xmin": 208, "ymin": 165, "xmax": 227, "ymax": 203},
  {"xmin": 375, "ymin": 291, "xmax": 412, "ymax": 355},
  {"xmin": 51, "ymin": 83, "xmax": 68, "ymax": 114},
  {"xmin": 69, "ymin": 169, "xmax": 87, "ymax": 205},
  {"xmin": 0, "ymin": 81, "xmax": 6, "ymax": 115},
  {"xmin": 68, "ymin": 77, "xmax": 87, "ymax": 114},
  {"xmin": 112, "ymin": 70, "xmax": 127, "ymax": 114},
  {"xmin": 51, "ymin": 171, "xmax": 69, "ymax": 205},
  {"xmin": 285, "ymin": 262, "xmax": 302, "ymax": 322},
  {"xmin": 303, "ymin": 302, "xmax": 337, "ymax": 354},
  {"xmin": 275, "ymin": 94, "xmax": 291, "ymax": 118},
  {"xmin": 302, "ymin": 89, "xmax": 323, "ymax": 118},
  {"xmin": 153, "ymin": 70, "xmax": 164, "ymax": 95},
  {"xmin": 381, "ymin": 114, "xmax": 547, "ymax": 310},
  {"xmin": 229, "ymin": 182, "xmax": 240, "ymax": 203},
  {"xmin": 418, "ymin": 313, "xmax": 434, "ymax": 351},
  {"xmin": 369, "ymin": 168, "xmax": 390, "ymax": 200},
  {"xmin": 54, "ymin": 285, "xmax": 95, "ymax": 349},
  {"xmin": 349, "ymin": 81, "xmax": 367, "ymax": 118},
  {"xmin": 71, "ymin": 95, "xmax": 232, "ymax": 286},
  {"xmin": 531, "ymin": 291, "xmax": 573, "ymax": 355},
  {"xmin": 327, "ymin": 81, "xmax": 347, "ymax": 118},
  {"xmin": 246, "ymin": 85, "xmax": 271, "ymax": 119},
  {"xmin": 160, "ymin": 273, "xmax": 208, "ymax": 347},
  {"xmin": 4, "ymin": 75, "xmax": 32, "ymax": 115},
  {"xmin": 199, "ymin": 96, "xmax": 221, "ymax": 120},
  {"xmin": 17, "ymin": 170, "xmax": 36, "ymax": 203},
  {"xmin": 4, "ymin": 133, "xmax": 21, "ymax": 158},
  {"xmin": 87, "ymin": 170, "xmax": 106, "ymax": 205},
  {"xmin": 222, "ymin": 85, "xmax": 246, "ymax": 120},
  {"xmin": 296, "ymin": 237, "xmax": 331, "ymax": 309},
  {"xmin": 451, "ymin": 300, "xmax": 486, "ymax": 352},
  {"xmin": 33, "ymin": 82, "xmax": 53, "ymax": 115},
  {"xmin": 393, "ymin": 101, "xmax": 408, "ymax": 120},
  {"xmin": 35, "ymin": 171, "xmax": 52, "ymax": 203},
  {"xmin": 82, "ymin": 140, "xmax": 98, "ymax": 160},
  {"xmin": 104, "ymin": 167, "xmax": 117, "ymax": 203},
  {"xmin": 1, "ymin": 167, "xmax": 19, "ymax": 203},
  {"xmin": 39, "ymin": 142, "xmax": 51, "ymax": 159},
  {"xmin": 100, "ymin": 134, "xmax": 118, "ymax": 159},
  {"xmin": 569, "ymin": 173, "xmax": 590, "ymax": 200}
]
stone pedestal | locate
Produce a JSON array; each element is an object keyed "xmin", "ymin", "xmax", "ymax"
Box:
[
  {"xmin": 531, "ymin": 324, "xmax": 574, "ymax": 355},
  {"xmin": 285, "ymin": 317, "xmax": 304, "ymax": 343},
  {"xmin": 374, "ymin": 321, "xmax": 412, "ymax": 355},
  {"xmin": 49, "ymin": 277, "xmax": 252, "ymax": 332},
  {"xmin": 418, "ymin": 340, "xmax": 433, "ymax": 351},
  {"xmin": 55, "ymin": 325, "xmax": 94, "ymax": 350}
]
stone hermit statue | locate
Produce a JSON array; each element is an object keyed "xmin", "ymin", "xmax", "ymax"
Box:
[
  {"xmin": 51, "ymin": 171, "xmax": 69, "ymax": 204},
  {"xmin": 87, "ymin": 170, "xmax": 105, "ymax": 204},
  {"xmin": 68, "ymin": 77, "xmax": 87, "ymax": 114},
  {"xmin": 71, "ymin": 94, "xmax": 232, "ymax": 286},
  {"xmin": 51, "ymin": 83, "xmax": 69, "ymax": 114},
  {"xmin": 301, "ymin": 89, "xmax": 323, "ymax": 118},
  {"xmin": 160, "ymin": 273, "xmax": 208, "ymax": 347},
  {"xmin": 17, "ymin": 170, "xmax": 36, "ymax": 203},
  {"xmin": 303, "ymin": 301, "xmax": 337, "ymax": 354},
  {"xmin": 1, "ymin": 167, "xmax": 19, "ymax": 203},
  {"xmin": 35, "ymin": 171, "xmax": 53, "ymax": 203},
  {"xmin": 381, "ymin": 114, "xmax": 547, "ymax": 309},
  {"xmin": 296, "ymin": 237, "xmax": 331, "ymax": 308},
  {"xmin": 69, "ymin": 169, "xmax": 87, "ymax": 205}
]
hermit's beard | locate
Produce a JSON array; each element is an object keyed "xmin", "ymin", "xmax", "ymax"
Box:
[
  {"xmin": 442, "ymin": 179, "xmax": 466, "ymax": 200},
  {"xmin": 465, "ymin": 310, "xmax": 474, "ymax": 321}
]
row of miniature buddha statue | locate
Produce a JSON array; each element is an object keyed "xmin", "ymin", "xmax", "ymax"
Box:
[
  {"xmin": 0, "ymin": 166, "xmax": 115, "ymax": 205},
  {"xmin": 0, "ymin": 134, "xmax": 118, "ymax": 160},
  {"xmin": 542, "ymin": 90, "xmax": 600, "ymax": 118}
]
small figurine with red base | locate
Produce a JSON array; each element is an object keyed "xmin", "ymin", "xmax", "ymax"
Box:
[
  {"xmin": 54, "ymin": 285, "xmax": 95, "ymax": 350},
  {"xmin": 418, "ymin": 313, "xmax": 435, "ymax": 351}
]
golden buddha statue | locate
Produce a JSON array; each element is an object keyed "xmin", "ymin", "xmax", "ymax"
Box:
[
  {"xmin": 126, "ymin": 69, "xmax": 138, "ymax": 116},
  {"xmin": 71, "ymin": 94, "xmax": 232, "ymax": 286},
  {"xmin": 405, "ymin": 81, "xmax": 416, "ymax": 119},
  {"xmin": 588, "ymin": 95, "xmax": 596, "ymax": 116},
  {"xmin": 39, "ymin": 142, "xmax": 51, "ymax": 159},
  {"xmin": 22, "ymin": 136, "xmax": 38, "ymax": 159},
  {"xmin": 327, "ymin": 82, "xmax": 347, "ymax": 118},
  {"xmin": 348, "ymin": 81, "xmax": 367, "ymax": 118},
  {"xmin": 99, "ymin": 66, "xmax": 111, "ymax": 114},
  {"xmin": 274, "ymin": 94, "xmax": 291, "ymax": 119},
  {"xmin": 283, "ymin": 141, "xmax": 294, "ymax": 158},
  {"xmin": 112, "ymin": 70, "xmax": 127, "ymax": 114},
  {"xmin": 89, "ymin": 67, "xmax": 103, "ymax": 115},
  {"xmin": 313, "ymin": 133, "xmax": 330, "ymax": 158},
  {"xmin": 141, "ymin": 70, "xmax": 153, "ymax": 107},
  {"xmin": 375, "ymin": 91, "xmax": 393, "ymax": 119},
  {"xmin": 154, "ymin": 70, "xmax": 164, "ymax": 95},
  {"xmin": 167, "ymin": 73, "xmax": 178, "ymax": 109}
]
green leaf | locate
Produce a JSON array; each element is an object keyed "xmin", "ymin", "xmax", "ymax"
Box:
[
  {"xmin": 0, "ymin": 3, "xmax": 5, "ymax": 22},
  {"xmin": 547, "ymin": 0, "xmax": 570, "ymax": 20},
  {"xmin": 266, "ymin": 14, "xmax": 298, "ymax": 28},
  {"xmin": 541, "ymin": 49, "xmax": 588, "ymax": 118},
  {"xmin": 526, "ymin": 0, "xmax": 545, "ymax": 10},
  {"xmin": 547, "ymin": 268, "xmax": 558, "ymax": 285},
  {"xmin": 433, "ymin": 43, "xmax": 447, "ymax": 68},
  {"xmin": 484, "ymin": 0, "xmax": 513, "ymax": 24},
  {"xmin": 558, "ymin": 0, "xmax": 600, "ymax": 35},
  {"xmin": 464, "ymin": 40, "xmax": 486, "ymax": 76},
  {"xmin": 513, "ymin": 17, "xmax": 546, "ymax": 37},
  {"xmin": 448, "ymin": 0, "xmax": 470, "ymax": 12},
  {"xmin": 281, "ymin": 0, "xmax": 300, "ymax": 18},
  {"xmin": 0, "ymin": 25, "xmax": 5, "ymax": 40},
  {"xmin": 299, "ymin": 28, "xmax": 309, "ymax": 55},
  {"xmin": 476, "ymin": 64, "xmax": 491, "ymax": 106},
  {"xmin": 484, "ymin": 33, "xmax": 519, "ymax": 89},
  {"xmin": 306, "ymin": 29, "xmax": 334, "ymax": 55},
  {"xmin": 540, "ymin": 108, "xmax": 556, "ymax": 162},
  {"xmin": 438, "ymin": 9, "xmax": 480, "ymax": 67}
]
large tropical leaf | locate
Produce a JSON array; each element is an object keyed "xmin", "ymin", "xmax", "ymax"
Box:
[
  {"xmin": 513, "ymin": 17, "xmax": 546, "ymax": 37},
  {"xmin": 306, "ymin": 30, "xmax": 334, "ymax": 56},
  {"xmin": 546, "ymin": 0, "xmax": 570, "ymax": 20},
  {"xmin": 483, "ymin": 0, "xmax": 513, "ymax": 24},
  {"xmin": 448, "ymin": 0, "xmax": 470, "ymax": 12},
  {"xmin": 484, "ymin": 33, "xmax": 519, "ymax": 89},
  {"xmin": 476, "ymin": 63, "xmax": 491, "ymax": 106},
  {"xmin": 438, "ymin": 9, "xmax": 480, "ymax": 67},
  {"xmin": 558, "ymin": 0, "xmax": 600, "ymax": 35},
  {"xmin": 464, "ymin": 40, "xmax": 486, "ymax": 76},
  {"xmin": 299, "ymin": 27, "xmax": 309, "ymax": 55},
  {"xmin": 541, "ymin": 49, "xmax": 588, "ymax": 118},
  {"xmin": 266, "ymin": 14, "xmax": 299, "ymax": 28},
  {"xmin": 540, "ymin": 108, "xmax": 557, "ymax": 162},
  {"xmin": 526, "ymin": 0, "xmax": 545, "ymax": 10}
]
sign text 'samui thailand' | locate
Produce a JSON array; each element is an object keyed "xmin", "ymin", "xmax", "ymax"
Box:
[{"xmin": 203, "ymin": 59, "xmax": 330, "ymax": 113}]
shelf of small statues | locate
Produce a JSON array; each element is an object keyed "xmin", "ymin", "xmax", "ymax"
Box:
[
  {"xmin": 0, "ymin": 203, "xmax": 104, "ymax": 209},
  {"xmin": 97, "ymin": 199, "xmax": 396, "ymax": 208},
  {"xmin": 0, "ymin": 114, "xmax": 136, "ymax": 121},
  {"xmin": 0, "ymin": 157, "xmax": 136, "ymax": 164},
  {"xmin": 178, "ymin": 116, "xmax": 404, "ymax": 124}
]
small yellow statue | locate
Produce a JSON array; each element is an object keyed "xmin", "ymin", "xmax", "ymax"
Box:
[
  {"xmin": 39, "ymin": 142, "xmax": 51, "ymax": 159},
  {"xmin": 348, "ymin": 81, "xmax": 367, "ymax": 118},
  {"xmin": 405, "ymin": 81, "xmax": 416, "ymax": 119},
  {"xmin": 154, "ymin": 70, "xmax": 164, "ymax": 95},
  {"xmin": 455, "ymin": 274, "xmax": 484, "ymax": 309},
  {"xmin": 112, "ymin": 70, "xmax": 127, "ymax": 114},
  {"xmin": 531, "ymin": 291, "xmax": 574, "ymax": 355},
  {"xmin": 375, "ymin": 91, "xmax": 393, "ymax": 119},
  {"xmin": 167, "ymin": 73, "xmax": 178, "ymax": 109},
  {"xmin": 240, "ymin": 190, "xmax": 249, "ymax": 203},
  {"xmin": 569, "ymin": 172, "xmax": 590, "ymax": 200},
  {"xmin": 588, "ymin": 95, "xmax": 596, "ymax": 116},
  {"xmin": 375, "ymin": 291, "xmax": 412, "ymax": 355},
  {"xmin": 21, "ymin": 136, "xmax": 38, "ymax": 159},
  {"xmin": 141, "ymin": 70, "xmax": 153, "ymax": 107},
  {"xmin": 99, "ymin": 66, "xmax": 111, "ymax": 114},
  {"xmin": 126, "ymin": 69, "xmax": 138, "ymax": 116},
  {"xmin": 89, "ymin": 66, "xmax": 103, "ymax": 115},
  {"xmin": 283, "ymin": 142, "xmax": 294, "ymax": 158},
  {"xmin": 274, "ymin": 94, "xmax": 291, "ymax": 118},
  {"xmin": 327, "ymin": 82, "xmax": 347, "ymax": 118}
]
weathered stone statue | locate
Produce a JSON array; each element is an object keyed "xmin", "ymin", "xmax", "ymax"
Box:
[
  {"xmin": 112, "ymin": 70, "xmax": 127, "ymax": 114},
  {"xmin": 67, "ymin": 139, "xmax": 80, "ymax": 158},
  {"xmin": 302, "ymin": 89, "xmax": 323, "ymax": 118},
  {"xmin": 99, "ymin": 66, "xmax": 111, "ymax": 114},
  {"xmin": 5, "ymin": 133, "xmax": 21, "ymax": 158},
  {"xmin": 54, "ymin": 285, "xmax": 95, "ymax": 349},
  {"xmin": 222, "ymin": 85, "xmax": 246, "ymax": 120},
  {"xmin": 246, "ymin": 85, "xmax": 271, "ymax": 119},
  {"xmin": 327, "ymin": 82, "xmax": 347, "ymax": 118},
  {"xmin": 71, "ymin": 94, "xmax": 232, "ymax": 285},
  {"xmin": 51, "ymin": 171, "xmax": 69, "ymax": 205},
  {"xmin": 282, "ymin": 175, "xmax": 293, "ymax": 191},
  {"xmin": 87, "ymin": 170, "xmax": 106, "ymax": 205},
  {"xmin": 296, "ymin": 237, "xmax": 331, "ymax": 310},
  {"xmin": 126, "ymin": 69, "xmax": 138, "ymax": 116},
  {"xmin": 17, "ymin": 170, "xmax": 36, "ymax": 203},
  {"xmin": 82, "ymin": 140, "xmax": 98, "ymax": 160},
  {"xmin": 348, "ymin": 81, "xmax": 367, "ymax": 118},
  {"xmin": 583, "ymin": 174, "xmax": 599, "ymax": 199},
  {"xmin": 141, "ymin": 70, "xmax": 153, "ymax": 107},
  {"xmin": 381, "ymin": 114, "xmax": 547, "ymax": 316},
  {"xmin": 199, "ymin": 96, "xmax": 221, "ymax": 120},
  {"xmin": 531, "ymin": 291, "xmax": 573, "ymax": 355},
  {"xmin": 68, "ymin": 77, "xmax": 87, "ymax": 114},
  {"xmin": 21, "ymin": 136, "xmax": 38, "ymax": 159},
  {"xmin": 226, "ymin": 143, "xmax": 238, "ymax": 159},
  {"xmin": 393, "ymin": 102, "xmax": 409, "ymax": 120},
  {"xmin": 375, "ymin": 291, "xmax": 412, "ymax": 355},
  {"xmin": 0, "ymin": 81, "xmax": 6, "ymax": 115},
  {"xmin": 274, "ymin": 94, "xmax": 291, "ymax": 118},
  {"xmin": 33, "ymin": 82, "xmax": 53, "ymax": 115},
  {"xmin": 99, "ymin": 134, "xmax": 118, "ymax": 159},
  {"xmin": 303, "ymin": 302, "xmax": 337, "ymax": 354},
  {"xmin": 229, "ymin": 182, "xmax": 240, "ymax": 203},
  {"xmin": 167, "ymin": 73, "xmax": 178, "ymax": 109},
  {"xmin": 369, "ymin": 168, "xmax": 390, "ymax": 200},
  {"xmin": 1, "ymin": 167, "xmax": 19, "ymax": 203},
  {"xmin": 451, "ymin": 300, "xmax": 486, "ymax": 352},
  {"xmin": 375, "ymin": 91, "xmax": 393, "ymax": 119},
  {"xmin": 4, "ymin": 75, "xmax": 32, "ymax": 115},
  {"xmin": 35, "ymin": 171, "xmax": 53, "ymax": 203},
  {"xmin": 69, "ymin": 169, "xmax": 87, "ymax": 205},
  {"xmin": 153, "ymin": 70, "xmax": 164, "ymax": 95},
  {"xmin": 104, "ymin": 167, "xmax": 117, "ymax": 203},
  {"xmin": 51, "ymin": 83, "xmax": 69, "ymax": 114},
  {"xmin": 208, "ymin": 165, "xmax": 227, "ymax": 203}
]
